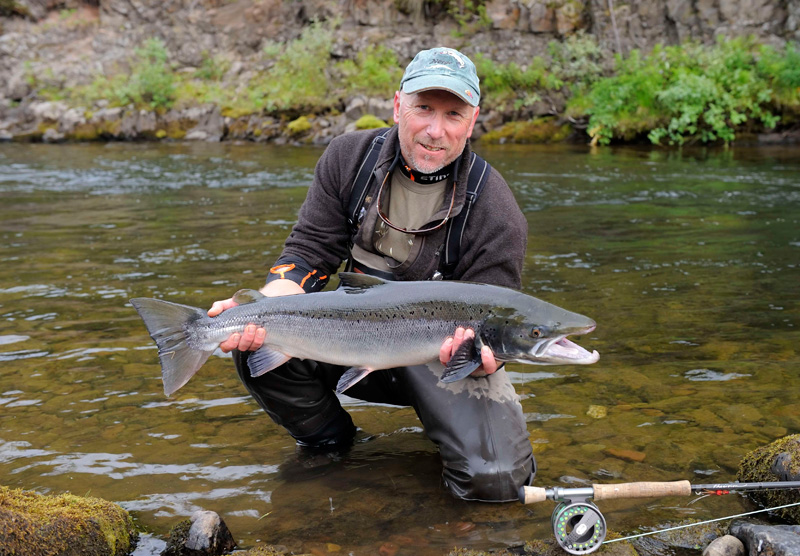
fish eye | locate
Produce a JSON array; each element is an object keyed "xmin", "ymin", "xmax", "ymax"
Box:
[{"xmin": 530, "ymin": 328, "xmax": 542, "ymax": 338}]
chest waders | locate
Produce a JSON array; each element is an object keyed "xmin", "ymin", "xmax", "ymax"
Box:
[{"xmin": 233, "ymin": 129, "xmax": 535, "ymax": 501}]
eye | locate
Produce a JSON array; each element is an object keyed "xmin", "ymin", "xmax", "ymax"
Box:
[{"xmin": 530, "ymin": 328, "xmax": 542, "ymax": 338}]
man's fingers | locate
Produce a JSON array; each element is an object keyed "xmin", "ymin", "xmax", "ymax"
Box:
[
  {"xmin": 480, "ymin": 345, "xmax": 499, "ymax": 374},
  {"xmin": 208, "ymin": 298, "xmax": 237, "ymax": 317},
  {"xmin": 219, "ymin": 333, "xmax": 241, "ymax": 354},
  {"xmin": 439, "ymin": 336, "xmax": 454, "ymax": 364},
  {"xmin": 252, "ymin": 327, "xmax": 266, "ymax": 350}
]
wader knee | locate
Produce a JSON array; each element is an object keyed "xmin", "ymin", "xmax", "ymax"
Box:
[
  {"xmin": 232, "ymin": 350, "xmax": 356, "ymax": 448},
  {"xmin": 404, "ymin": 364, "xmax": 536, "ymax": 502},
  {"xmin": 441, "ymin": 445, "xmax": 536, "ymax": 502}
]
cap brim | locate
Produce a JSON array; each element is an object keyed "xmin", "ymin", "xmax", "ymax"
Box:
[{"xmin": 402, "ymin": 76, "xmax": 479, "ymax": 107}]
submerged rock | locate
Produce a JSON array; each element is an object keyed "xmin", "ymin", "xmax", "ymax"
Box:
[
  {"xmin": 737, "ymin": 434, "xmax": 800, "ymax": 523},
  {"xmin": 0, "ymin": 485, "xmax": 138, "ymax": 556}
]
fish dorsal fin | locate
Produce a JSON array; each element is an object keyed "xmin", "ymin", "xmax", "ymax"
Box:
[
  {"xmin": 232, "ymin": 289, "xmax": 265, "ymax": 305},
  {"xmin": 337, "ymin": 272, "xmax": 388, "ymax": 293}
]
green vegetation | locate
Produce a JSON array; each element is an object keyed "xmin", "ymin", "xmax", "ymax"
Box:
[
  {"xmin": 31, "ymin": 19, "xmax": 800, "ymax": 145},
  {"xmin": 69, "ymin": 38, "xmax": 177, "ymax": 110},
  {"xmin": 574, "ymin": 36, "xmax": 797, "ymax": 145},
  {"xmin": 476, "ymin": 32, "xmax": 604, "ymax": 113},
  {"xmin": 55, "ymin": 23, "xmax": 402, "ymax": 118}
]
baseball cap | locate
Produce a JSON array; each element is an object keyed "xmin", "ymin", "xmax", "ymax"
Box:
[{"xmin": 400, "ymin": 47, "xmax": 480, "ymax": 107}]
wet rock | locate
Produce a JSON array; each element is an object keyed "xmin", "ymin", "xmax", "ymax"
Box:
[
  {"xmin": 703, "ymin": 534, "xmax": 744, "ymax": 556},
  {"xmin": 730, "ymin": 521, "xmax": 800, "ymax": 556},
  {"xmin": 0, "ymin": 485, "xmax": 138, "ymax": 556},
  {"xmin": 183, "ymin": 106, "xmax": 223, "ymax": 142},
  {"xmin": 631, "ymin": 519, "xmax": 727, "ymax": 555},
  {"xmin": 161, "ymin": 510, "xmax": 236, "ymax": 556},
  {"xmin": 737, "ymin": 434, "xmax": 800, "ymax": 523},
  {"xmin": 586, "ymin": 404, "xmax": 607, "ymax": 419}
]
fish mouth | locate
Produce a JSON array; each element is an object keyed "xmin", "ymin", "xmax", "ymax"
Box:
[{"xmin": 530, "ymin": 325, "xmax": 599, "ymax": 365}]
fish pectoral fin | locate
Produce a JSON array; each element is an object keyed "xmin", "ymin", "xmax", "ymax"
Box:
[
  {"xmin": 232, "ymin": 288, "xmax": 266, "ymax": 305},
  {"xmin": 336, "ymin": 366, "xmax": 373, "ymax": 394},
  {"xmin": 440, "ymin": 338, "xmax": 482, "ymax": 383},
  {"xmin": 248, "ymin": 346, "xmax": 291, "ymax": 377}
]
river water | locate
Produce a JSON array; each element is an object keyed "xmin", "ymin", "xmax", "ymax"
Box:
[{"xmin": 0, "ymin": 141, "xmax": 798, "ymax": 554}]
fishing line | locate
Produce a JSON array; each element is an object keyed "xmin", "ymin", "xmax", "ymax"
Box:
[{"xmin": 603, "ymin": 501, "xmax": 800, "ymax": 545}]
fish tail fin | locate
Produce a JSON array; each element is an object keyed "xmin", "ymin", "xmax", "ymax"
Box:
[
  {"xmin": 130, "ymin": 297, "xmax": 214, "ymax": 396},
  {"xmin": 335, "ymin": 366, "xmax": 373, "ymax": 394}
]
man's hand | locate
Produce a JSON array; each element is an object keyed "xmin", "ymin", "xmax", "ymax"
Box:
[
  {"xmin": 439, "ymin": 327, "xmax": 500, "ymax": 376},
  {"xmin": 209, "ymin": 279, "xmax": 305, "ymax": 353}
]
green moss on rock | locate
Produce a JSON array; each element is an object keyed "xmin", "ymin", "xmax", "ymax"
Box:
[
  {"xmin": 287, "ymin": 115, "xmax": 312, "ymax": 136},
  {"xmin": 480, "ymin": 117, "xmax": 571, "ymax": 144},
  {"xmin": 354, "ymin": 114, "xmax": 390, "ymax": 130},
  {"xmin": 738, "ymin": 434, "xmax": 800, "ymax": 523},
  {"xmin": 0, "ymin": 485, "xmax": 138, "ymax": 555}
]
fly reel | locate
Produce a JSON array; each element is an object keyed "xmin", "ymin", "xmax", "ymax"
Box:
[{"xmin": 551, "ymin": 500, "xmax": 607, "ymax": 555}]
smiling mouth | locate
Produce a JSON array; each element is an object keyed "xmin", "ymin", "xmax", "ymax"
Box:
[{"xmin": 419, "ymin": 143, "xmax": 445, "ymax": 152}]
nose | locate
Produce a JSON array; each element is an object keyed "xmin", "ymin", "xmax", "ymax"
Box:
[{"xmin": 426, "ymin": 113, "xmax": 445, "ymax": 140}]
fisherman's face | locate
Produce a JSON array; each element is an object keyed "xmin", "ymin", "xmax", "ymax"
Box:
[{"xmin": 394, "ymin": 89, "xmax": 479, "ymax": 174}]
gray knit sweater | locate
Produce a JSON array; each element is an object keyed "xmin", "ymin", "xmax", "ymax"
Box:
[{"xmin": 269, "ymin": 126, "xmax": 527, "ymax": 290}]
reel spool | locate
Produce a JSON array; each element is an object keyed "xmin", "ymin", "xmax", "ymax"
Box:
[{"xmin": 551, "ymin": 500, "xmax": 607, "ymax": 555}]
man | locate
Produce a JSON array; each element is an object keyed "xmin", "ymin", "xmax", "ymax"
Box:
[{"xmin": 210, "ymin": 47, "xmax": 534, "ymax": 502}]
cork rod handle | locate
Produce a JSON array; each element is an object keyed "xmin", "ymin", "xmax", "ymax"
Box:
[{"xmin": 592, "ymin": 480, "xmax": 692, "ymax": 500}]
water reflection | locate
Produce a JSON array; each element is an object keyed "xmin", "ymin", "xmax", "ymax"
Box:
[{"xmin": 0, "ymin": 142, "xmax": 798, "ymax": 554}]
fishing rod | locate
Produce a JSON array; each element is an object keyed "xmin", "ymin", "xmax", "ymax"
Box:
[{"xmin": 518, "ymin": 480, "xmax": 800, "ymax": 555}]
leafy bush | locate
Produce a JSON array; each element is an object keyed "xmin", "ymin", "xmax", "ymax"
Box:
[
  {"xmin": 250, "ymin": 22, "xmax": 335, "ymax": 113},
  {"xmin": 475, "ymin": 54, "xmax": 550, "ymax": 112},
  {"xmin": 476, "ymin": 33, "xmax": 604, "ymax": 114},
  {"xmin": 338, "ymin": 45, "xmax": 403, "ymax": 98},
  {"xmin": 71, "ymin": 38, "xmax": 176, "ymax": 109},
  {"xmin": 758, "ymin": 42, "xmax": 800, "ymax": 111},
  {"xmin": 575, "ymin": 37, "xmax": 787, "ymax": 145},
  {"xmin": 128, "ymin": 38, "xmax": 177, "ymax": 109}
]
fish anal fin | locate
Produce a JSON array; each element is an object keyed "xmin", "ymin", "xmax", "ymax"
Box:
[
  {"xmin": 440, "ymin": 337, "xmax": 482, "ymax": 383},
  {"xmin": 248, "ymin": 345, "xmax": 291, "ymax": 377},
  {"xmin": 232, "ymin": 289, "xmax": 266, "ymax": 305},
  {"xmin": 336, "ymin": 366, "xmax": 373, "ymax": 393},
  {"xmin": 337, "ymin": 272, "xmax": 387, "ymax": 293}
]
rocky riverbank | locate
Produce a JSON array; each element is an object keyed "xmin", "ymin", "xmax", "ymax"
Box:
[{"xmin": 2, "ymin": 0, "xmax": 800, "ymax": 145}]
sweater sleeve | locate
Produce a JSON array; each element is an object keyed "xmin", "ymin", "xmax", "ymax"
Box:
[
  {"xmin": 451, "ymin": 167, "xmax": 527, "ymax": 290},
  {"xmin": 265, "ymin": 133, "xmax": 371, "ymax": 291}
]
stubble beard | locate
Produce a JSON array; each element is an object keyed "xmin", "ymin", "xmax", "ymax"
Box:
[{"xmin": 401, "ymin": 136, "xmax": 457, "ymax": 175}]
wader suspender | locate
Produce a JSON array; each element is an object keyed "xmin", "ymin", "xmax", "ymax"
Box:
[{"xmin": 346, "ymin": 128, "xmax": 491, "ymax": 280}]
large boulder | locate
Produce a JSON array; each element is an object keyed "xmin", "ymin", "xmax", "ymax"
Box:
[
  {"xmin": 738, "ymin": 434, "xmax": 800, "ymax": 524},
  {"xmin": 0, "ymin": 485, "xmax": 138, "ymax": 556}
]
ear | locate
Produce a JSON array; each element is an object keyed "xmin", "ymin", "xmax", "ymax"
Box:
[
  {"xmin": 393, "ymin": 91, "xmax": 402, "ymax": 124},
  {"xmin": 466, "ymin": 105, "xmax": 480, "ymax": 137}
]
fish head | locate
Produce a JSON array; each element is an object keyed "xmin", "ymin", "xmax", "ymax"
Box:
[{"xmin": 482, "ymin": 299, "xmax": 599, "ymax": 366}]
